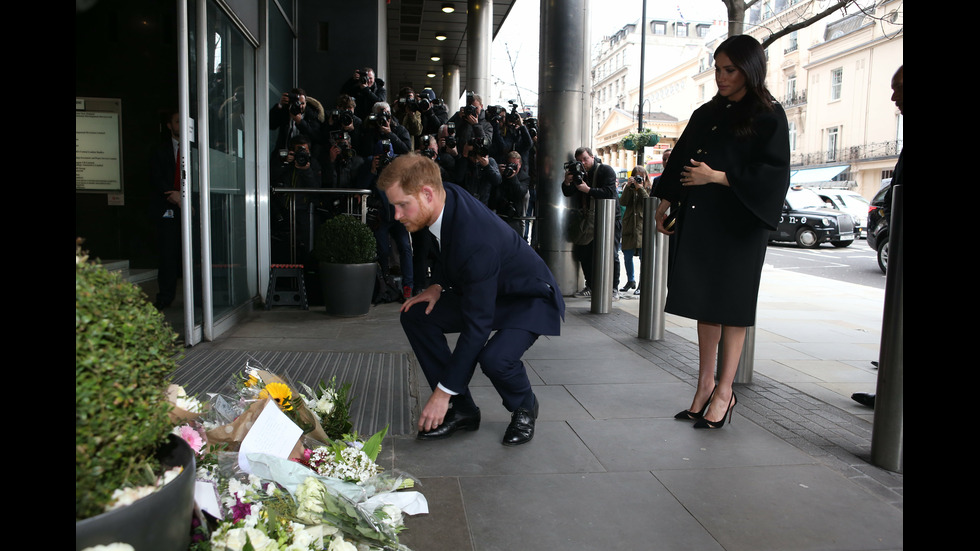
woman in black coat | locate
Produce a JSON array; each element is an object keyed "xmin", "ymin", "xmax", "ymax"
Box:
[{"xmin": 654, "ymin": 35, "xmax": 790, "ymax": 429}]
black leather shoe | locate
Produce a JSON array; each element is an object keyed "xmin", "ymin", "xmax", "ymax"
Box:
[
  {"xmin": 851, "ymin": 392, "xmax": 875, "ymax": 408},
  {"xmin": 417, "ymin": 408, "xmax": 481, "ymax": 440},
  {"xmin": 502, "ymin": 398, "xmax": 539, "ymax": 446}
]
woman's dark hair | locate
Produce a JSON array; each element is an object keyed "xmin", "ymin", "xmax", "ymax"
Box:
[{"xmin": 713, "ymin": 35, "xmax": 775, "ymax": 136}]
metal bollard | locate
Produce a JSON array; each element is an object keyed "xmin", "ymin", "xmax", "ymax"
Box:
[
  {"xmin": 871, "ymin": 181, "xmax": 903, "ymax": 473},
  {"xmin": 639, "ymin": 197, "xmax": 667, "ymax": 340},
  {"xmin": 731, "ymin": 326, "xmax": 755, "ymax": 384},
  {"xmin": 591, "ymin": 199, "xmax": 616, "ymax": 313}
]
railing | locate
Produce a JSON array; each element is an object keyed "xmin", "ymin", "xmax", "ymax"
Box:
[
  {"xmin": 781, "ymin": 89, "xmax": 807, "ymax": 108},
  {"xmin": 790, "ymin": 140, "xmax": 902, "ymax": 167},
  {"xmin": 272, "ymin": 187, "xmax": 373, "ymax": 264}
]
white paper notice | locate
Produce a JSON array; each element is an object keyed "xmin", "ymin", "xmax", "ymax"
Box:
[
  {"xmin": 195, "ymin": 480, "xmax": 222, "ymax": 518},
  {"xmin": 238, "ymin": 399, "xmax": 302, "ymax": 473}
]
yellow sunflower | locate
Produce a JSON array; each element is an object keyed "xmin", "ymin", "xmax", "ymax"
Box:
[{"xmin": 260, "ymin": 382, "xmax": 294, "ymax": 411}]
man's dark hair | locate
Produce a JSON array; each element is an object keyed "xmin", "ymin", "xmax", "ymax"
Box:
[
  {"xmin": 289, "ymin": 135, "xmax": 311, "ymax": 150},
  {"xmin": 291, "ymin": 88, "xmax": 306, "ymax": 97},
  {"xmin": 574, "ymin": 147, "xmax": 594, "ymax": 159}
]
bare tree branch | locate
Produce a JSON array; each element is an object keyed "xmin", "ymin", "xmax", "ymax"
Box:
[{"xmin": 760, "ymin": 0, "xmax": 854, "ymax": 48}]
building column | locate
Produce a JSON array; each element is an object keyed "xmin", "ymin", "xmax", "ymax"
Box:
[
  {"xmin": 537, "ymin": 0, "xmax": 590, "ymax": 294},
  {"xmin": 466, "ymin": 0, "xmax": 492, "ymax": 99},
  {"xmin": 443, "ymin": 63, "xmax": 461, "ymax": 110}
]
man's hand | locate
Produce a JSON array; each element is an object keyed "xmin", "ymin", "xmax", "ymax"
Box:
[
  {"xmin": 575, "ymin": 181, "xmax": 590, "ymax": 194},
  {"xmin": 418, "ymin": 387, "xmax": 452, "ymax": 432},
  {"xmin": 279, "ymin": 92, "xmax": 290, "ymax": 107},
  {"xmin": 401, "ymin": 284, "xmax": 442, "ymax": 314},
  {"xmin": 164, "ymin": 190, "xmax": 181, "ymax": 206}
]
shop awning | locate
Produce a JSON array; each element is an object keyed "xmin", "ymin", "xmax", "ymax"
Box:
[{"xmin": 790, "ymin": 165, "xmax": 849, "ymax": 184}]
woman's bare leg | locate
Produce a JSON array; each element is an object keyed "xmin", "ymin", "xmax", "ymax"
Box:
[{"xmin": 702, "ymin": 324, "xmax": 746, "ymax": 423}]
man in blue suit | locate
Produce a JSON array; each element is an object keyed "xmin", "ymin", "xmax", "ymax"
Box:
[{"xmin": 378, "ymin": 153, "xmax": 565, "ymax": 446}]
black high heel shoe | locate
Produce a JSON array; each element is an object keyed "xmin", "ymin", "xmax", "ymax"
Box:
[
  {"xmin": 694, "ymin": 392, "xmax": 736, "ymax": 429},
  {"xmin": 675, "ymin": 388, "xmax": 715, "ymax": 421}
]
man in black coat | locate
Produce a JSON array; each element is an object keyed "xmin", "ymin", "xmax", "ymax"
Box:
[
  {"xmin": 340, "ymin": 67, "xmax": 387, "ymax": 121},
  {"xmin": 562, "ymin": 147, "xmax": 622, "ymax": 298}
]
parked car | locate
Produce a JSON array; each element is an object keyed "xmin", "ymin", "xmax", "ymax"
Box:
[
  {"xmin": 815, "ymin": 189, "xmax": 870, "ymax": 239},
  {"xmin": 769, "ymin": 186, "xmax": 856, "ymax": 248},
  {"xmin": 866, "ymin": 182, "xmax": 891, "ymax": 273}
]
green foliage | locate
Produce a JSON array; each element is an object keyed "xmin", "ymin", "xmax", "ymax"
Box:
[
  {"xmin": 321, "ymin": 380, "xmax": 355, "ymax": 440},
  {"xmin": 313, "ymin": 214, "xmax": 378, "ymax": 264},
  {"xmin": 620, "ymin": 129, "xmax": 660, "ymax": 151},
  {"xmin": 75, "ymin": 258, "xmax": 180, "ymax": 520}
]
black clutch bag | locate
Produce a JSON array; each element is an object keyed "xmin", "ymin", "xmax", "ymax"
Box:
[{"xmin": 663, "ymin": 202, "xmax": 681, "ymax": 232}]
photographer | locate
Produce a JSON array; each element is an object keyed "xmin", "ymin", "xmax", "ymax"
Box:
[
  {"xmin": 494, "ymin": 151, "xmax": 530, "ymax": 236},
  {"xmin": 447, "ymin": 92, "xmax": 493, "ymax": 155},
  {"xmin": 562, "ymin": 147, "xmax": 623, "ymax": 298},
  {"xmin": 454, "ymin": 135, "xmax": 500, "ymax": 206},
  {"xmin": 322, "ymin": 130, "xmax": 365, "ymax": 198},
  {"xmin": 419, "ymin": 132, "xmax": 454, "ymax": 183},
  {"xmin": 322, "ymin": 95, "xmax": 362, "ymax": 147},
  {"xmin": 270, "ymin": 88, "xmax": 323, "ymax": 161},
  {"xmin": 361, "ymin": 140, "xmax": 414, "ymax": 299},
  {"xmin": 419, "ymin": 89, "xmax": 450, "ymax": 136},
  {"xmin": 393, "ymin": 87, "xmax": 424, "ymax": 150},
  {"xmin": 270, "ymin": 135, "xmax": 322, "ymax": 262},
  {"xmin": 490, "ymin": 101, "xmax": 532, "ymax": 166},
  {"xmin": 356, "ymin": 102, "xmax": 411, "ymax": 156},
  {"xmin": 619, "ymin": 167, "xmax": 651, "ymax": 295},
  {"xmin": 340, "ymin": 67, "xmax": 386, "ymax": 121}
]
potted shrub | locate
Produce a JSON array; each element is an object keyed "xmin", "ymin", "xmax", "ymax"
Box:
[
  {"xmin": 313, "ymin": 214, "xmax": 378, "ymax": 316},
  {"xmin": 75, "ymin": 243, "xmax": 195, "ymax": 551}
]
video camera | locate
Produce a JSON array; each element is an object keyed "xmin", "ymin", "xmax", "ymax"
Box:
[{"xmin": 564, "ymin": 160, "xmax": 586, "ymax": 184}]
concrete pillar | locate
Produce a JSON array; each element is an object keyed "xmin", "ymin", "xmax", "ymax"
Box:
[
  {"xmin": 537, "ymin": 0, "xmax": 590, "ymax": 294},
  {"xmin": 466, "ymin": 0, "xmax": 492, "ymax": 99},
  {"xmin": 443, "ymin": 63, "xmax": 461, "ymax": 111}
]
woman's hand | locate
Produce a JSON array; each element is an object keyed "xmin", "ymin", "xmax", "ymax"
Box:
[
  {"xmin": 681, "ymin": 160, "xmax": 729, "ymax": 187},
  {"xmin": 655, "ymin": 198, "xmax": 674, "ymax": 235}
]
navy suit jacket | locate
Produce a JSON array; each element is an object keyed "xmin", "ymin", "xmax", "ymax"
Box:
[{"xmin": 432, "ymin": 182, "xmax": 565, "ymax": 393}]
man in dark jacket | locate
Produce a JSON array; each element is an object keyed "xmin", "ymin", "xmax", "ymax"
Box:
[
  {"xmin": 340, "ymin": 67, "xmax": 386, "ymax": 121},
  {"xmin": 562, "ymin": 147, "xmax": 622, "ymax": 298},
  {"xmin": 378, "ymin": 153, "xmax": 565, "ymax": 446}
]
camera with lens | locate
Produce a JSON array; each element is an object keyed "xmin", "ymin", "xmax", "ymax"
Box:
[
  {"xmin": 485, "ymin": 105, "xmax": 504, "ymax": 124},
  {"xmin": 287, "ymin": 93, "xmax": 304, "ymax": 116},
  {"xmin": 376, "ymin": 140, "xmax": 393, "ymax": 171},
  {"xmin": 398, "ymin": 97, "xmax": 420, "ymax": 112},
  {"xmin": 419, "ymin": 134, "xmax": 438, "ymax": 159},
  {"xmin": 462, "ymin": 104, "xmax": 478, "ymax": 118},
  {"xmin": 502, "ymin": 162, "xmax": 519, "ymax": 178},
  {"xmin": 524, "ymin": 117, "xmax": 538, "ymax": 138},
  {"xmin": 564, "ymin": 160, "xmax": 586, "ymax": 184},
  {"xmin": 467, "ymin": 136, "xmax": 490, "ymax": 158},
  {"xmin": 330, "ymin": 109, "xmax": 354, "ymax": 128},
  {"xmin": 366, "ymin": 111, "xmax": 391, "ymax": 128},
  {"xmin": 445, "ymin": 122, "xmax": 457, "ymax": 149},
  {"xmin": 293, "ymin": 148, "xmax": 311, "ymax": 167},
  {"xmin": 355, "ymin": 70, "xmax": 368, "ymax": 85},
  {"xmin": 505, "ymin": 100, "xmax": 521, "ymax": 125}
]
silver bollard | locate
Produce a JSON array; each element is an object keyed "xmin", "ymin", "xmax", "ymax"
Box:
[
  {"xmin": 733, "ymin": 326, "xmax": 755, "ymax": 384},
  {"xmin": 591, "ymin": 199, "xmax": 616, "ymax": 313},
  {"xmin": 639, "ymin": 196, "xmax": 667, "ymax": 340},
  {"xmin": 871, "ymin": 181, "xmax": 903, "ymax": 473}
]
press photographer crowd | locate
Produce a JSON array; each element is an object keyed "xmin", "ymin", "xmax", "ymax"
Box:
[{"xmin": 271, "ymin": 68, "xmax": 543, "ymax": 300}]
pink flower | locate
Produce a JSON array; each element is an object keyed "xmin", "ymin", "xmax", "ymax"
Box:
[{"xmin": 174, "ymin": 425, "xmax": 205, "ymax": 454}]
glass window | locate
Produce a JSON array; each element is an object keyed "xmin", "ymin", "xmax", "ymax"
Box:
[{"xmin": 831, "ymin": 68, "xmax": 843, "ymax": 100}]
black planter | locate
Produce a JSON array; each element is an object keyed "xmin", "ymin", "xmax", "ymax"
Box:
[
  {"xmin": 319, "ymin": 261, "xmax": 377, "ymax": 316},
  {"xmin": 75, "ymin": 434, "xmax": 196, "ymax": 551}
]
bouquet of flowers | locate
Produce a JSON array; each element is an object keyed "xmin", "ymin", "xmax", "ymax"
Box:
[
  {"xmin": 203, "ymin": 361, "xmax": 331, "ymax": 454},
  {"xmin": 299, "ymin": 378, "xmax": 354, "ymax": 440}
]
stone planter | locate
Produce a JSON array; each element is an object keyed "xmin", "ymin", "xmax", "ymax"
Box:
[
  {"xmin": 75, "ymin": 434, "xmax": 196, "ymax": 551},
  {"xmin": 319, "ymin": 261, "xmax": 377, "ymax": 316}
]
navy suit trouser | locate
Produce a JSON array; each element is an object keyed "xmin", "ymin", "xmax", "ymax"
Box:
[{"xmin": 401, "ymin": 293, "xmax": 538, "ymax": 412}]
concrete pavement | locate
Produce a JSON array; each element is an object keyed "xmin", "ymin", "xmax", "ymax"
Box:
[{"xmin": 172, "ymin": 263, "xmax": 902, "ymax": 550}]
